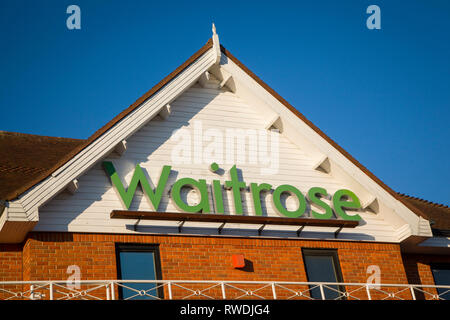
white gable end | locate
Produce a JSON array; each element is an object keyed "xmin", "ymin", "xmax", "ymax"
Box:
[
  {"xmin": 2, "ymin": 34, "xmax": 432, "ymax": 244},
  {"xmin": 36, "ymin": 78, "xmax": 401, "ymax": 242}
]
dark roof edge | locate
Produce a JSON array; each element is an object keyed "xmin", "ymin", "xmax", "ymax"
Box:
[
  {"xmin": 398, "ymin": 193, "xmax": 449, "ymax": 209},
  {"xmin": 0, "ymin": 130, "xmax": 85, "ymax": 143}
]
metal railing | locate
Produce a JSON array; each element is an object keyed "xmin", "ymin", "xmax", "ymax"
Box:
[{"xmin": 0, "ymin": 280, "xmax": 448, "ymax": 300}]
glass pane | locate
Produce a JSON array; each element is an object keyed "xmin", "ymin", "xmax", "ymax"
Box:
[
  {"xmin": 119, "ymin": 251, "xmax": 158, "ymax": 300},
  {"xmin": 431, "ymin": 268, "xmax": 450, "ymax": 300},
  {"xmin": 304, "ymin": 254, "xmax": 341, "ymax": 300}
]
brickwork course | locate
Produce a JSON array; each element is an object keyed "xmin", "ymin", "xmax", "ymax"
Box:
[{"xmin": 0, "ymin": 232, "xmax": 448, "ymax": 300}]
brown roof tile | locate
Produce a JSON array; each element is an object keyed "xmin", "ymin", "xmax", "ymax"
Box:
[
  {"xmin": 398, "ymin": 193, "xmax": 450, "ymax": 230},
  {"xmin": 0, "ymin": 131, "xmax": 85, "ymax": 200}
]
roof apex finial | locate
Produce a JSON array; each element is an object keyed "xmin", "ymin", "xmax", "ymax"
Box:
[{"xmin": 211, "ymin": 22, "xmax": 221, "ymax": 64}]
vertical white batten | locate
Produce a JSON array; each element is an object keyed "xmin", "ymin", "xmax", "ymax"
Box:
[{"xmin": 212, "ymin": 23, "xmax": 221, "ymax": 64}]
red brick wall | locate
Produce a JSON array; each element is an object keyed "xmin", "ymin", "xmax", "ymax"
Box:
[
  {"xmin": 17, "ymin": 232, "xmax": 413, "ymax": 299},
  {"xmin": 0, "ymin": 244, "xmax": 22, "ymax": 281},
  {"xmin": 22, "ymin": 233, "xmax": 116, "ymax": 281},
  {"xmin": 2, "ymin": 232, "xmax": 447, "ymax": 299},
  {"xmin": 19, "ymin": 233, "xmax": 408, "ymax": 282},
  {"xmin": 0, "ymin": 244, "xmax": 22, "ymax": 299}
]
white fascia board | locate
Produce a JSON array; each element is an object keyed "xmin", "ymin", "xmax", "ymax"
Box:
[
  {"xmin": 219, "ymin": 53, "xmax": 431, "ymax": 239},
  {"xmin": 6, "ymin": 199, "xmax": 27, "ymax": 220},
  {"xmin": 395, "ymin": 224, "xmax": 414, "ymax": 242},
  {"xmin": 418, "ymin": 216, "xmax": 433, "ymax": 236},
  {"xmin": 0, "ymin": 206, "xmax": 7, "ymax": 231},
  {"xmin": 16, "ymin": 48, "xmax": 217, "ymax": 219},
  {"xmin": 0, "ymin": 201, "xmax": 5, "ymax": 222},
  {"xmin": 0, "ymin": 199, "xmax": 35, "ymax": 243}
]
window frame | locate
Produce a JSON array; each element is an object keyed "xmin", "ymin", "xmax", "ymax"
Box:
[
  {"xmin": 115, "ymin": 243, "xmax": 164, "ymax": 299},
  {"xmin": 301, "ymin": 248, "xmax": 346, "ymax": 300},
  {"xmin": 430, "ymin": 263, "xmax": 450, "ymax": 299}
]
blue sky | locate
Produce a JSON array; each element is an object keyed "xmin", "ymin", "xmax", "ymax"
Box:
[{"xmin": 0, "ymin": 0, "xmax": 449, "ymax": 205}]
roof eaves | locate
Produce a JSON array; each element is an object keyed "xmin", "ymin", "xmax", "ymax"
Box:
[{"xmin": 398, "ymin": 193, "xmax": 449, "ymax": 209}]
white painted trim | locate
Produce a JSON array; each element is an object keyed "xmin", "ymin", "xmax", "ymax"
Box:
[
  {"xmin": 312, "ymin": 156, "xmax": 331, "ymax": 174},
  {"xmin": 1, "ymin": 279, "xmax": 449, "ymax": 300},
  {"xmin": 362, "ymin": 196, "xmax": 379, "ymax": 214},
  {"xmin": 395, "ymin": 224, "xmax": 413, "ymax": 242},
  {"xmin": 264, "ymin": 114, "xmax": 283, "ymax": 133},
  {"xmin": 6, "ymin": 199, "xmax": 27, "ymax": 220},
  {"xmin": 158, "ymin": 104, "xmax": 171, "ymax": 120},
  {"xmin": 0, "ymin": 206, "xmax": 7, "ymax": 231},
  {"xmin": 114, "ymin": 140, "xmax": 127, "ymax": 156},
  {"xmin": 418, "ymin": 216, "xmax": 432, "ymax": 235},
  {"xmin": 219, "ymin": 74, "xmax": 235, "ymax": 92},
  {"xmin": 198, "ymin": 72, "xmax": 211, "ymax": 88},
  {"xmin": 66, "ymin": 179, "xmax": 79, "ymax": 195},
  {"xmin": 212, "ymin": 23, "xmax": 221, "ymax": 64}
]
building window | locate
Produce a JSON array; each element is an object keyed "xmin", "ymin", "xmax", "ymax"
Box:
[
  {"xmin": 302, "ymin": 249, "xmax": 345, "ymax": 300},
  {"xmin": 431, "ymin": 264, "xmax": 450, "ymax": 300},
  {"xmin": 116, "ymin": 244, "xmax": 163, "ymax": 300}
]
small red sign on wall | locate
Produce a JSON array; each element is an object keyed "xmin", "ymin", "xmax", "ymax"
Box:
[{"xmin": 232, "ymin": 254, "xmax": 245, "ymax": 268}]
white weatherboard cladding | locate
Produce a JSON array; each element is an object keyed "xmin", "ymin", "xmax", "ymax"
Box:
[{"xmin": 35, "ymin": 84, "xmax": 398, "ymax": 242}]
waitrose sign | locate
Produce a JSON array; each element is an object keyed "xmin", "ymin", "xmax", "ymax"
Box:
[{"xmin": 103, "ymin": 162, "xmax": 362, "ymax": 221}]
